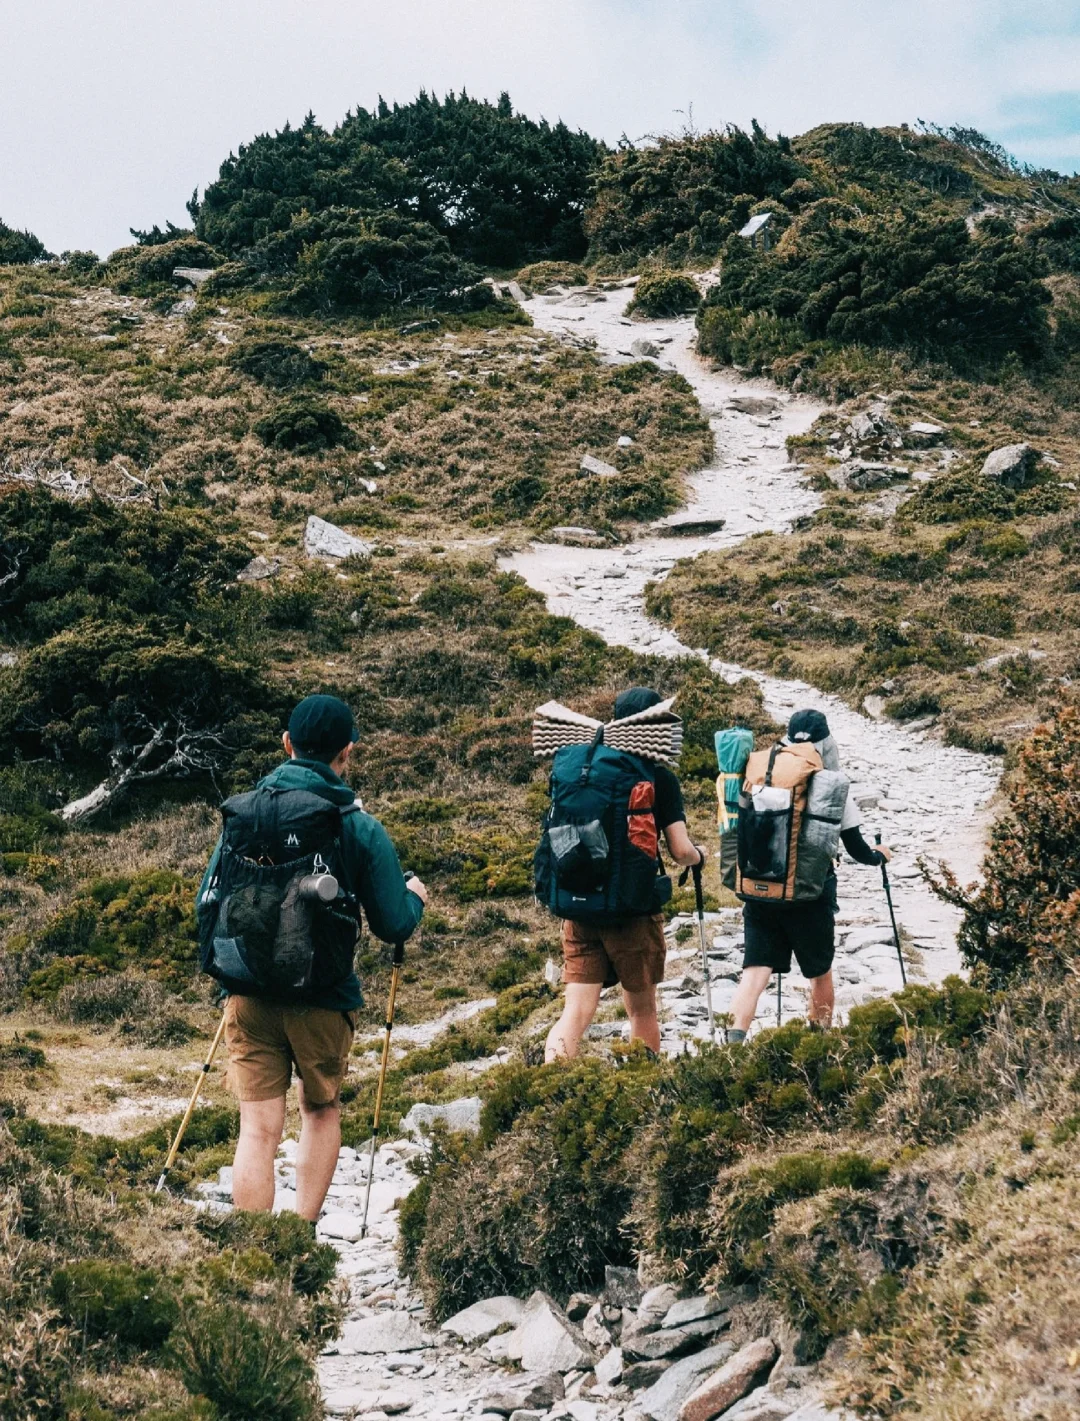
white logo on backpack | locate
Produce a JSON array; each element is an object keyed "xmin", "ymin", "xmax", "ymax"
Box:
[{"xmin": 285, "ymin": 832, "xmax": 300, "ymax": 847}]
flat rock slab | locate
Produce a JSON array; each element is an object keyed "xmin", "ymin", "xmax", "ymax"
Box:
[
  {"xmin": 440, "ymin": 1294, "xmax": 525, "ymax": 1344},
  {"xmin": 651, "ymin": 516, "xmax": 727, "ymax": 536},
  {"xmin": 481, "ymin": 1372, "xmax": 564, "ymax": 1414},
  {"xmin": 626, "ymin": 1313, "xmax": 728, "ymax": 1360},
  {"xmin": 727, "ymin": 396, "xmax": 781, "ymax": 416},
  {"xmin": 338, "ymin": 1312, "xmax": 430, "ymax": 1354},
  {"xmin": 547, "ymin": 526, "xmax": 610, "ymax": 546},
  {"xmin": 304, "ymin": 514, "xmax": 373, "ymax": 561},
  {"xmin": 636, "ymin": 1341, "xmax": 737, "ymax": 1421},
  {"xmin": 678, "ymin": 1336, "xmax": 778, "ymax": 1421},
  {"xmin": 317, "ymin": 1211, "xmax": 365, "ymax": 1243},
  {"xmin": 663, "ymin": 1294, "xmax": 727, "ymax": 1329},
  {"xmin": 401, "ymin": 1097, "xmax": 482, "ymax": 1137},
  {"xmin": 580, "ymin": 453, "xmax": 620, "ymax": 477},
  {"xmin": 323, "ymin": 1385, "xmax": 414, "ymax": 1416}
]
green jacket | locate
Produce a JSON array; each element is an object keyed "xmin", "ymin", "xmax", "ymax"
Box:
[{"xmin": 199, "ymin": 758, "xmax": 423, "ymax": 1012}]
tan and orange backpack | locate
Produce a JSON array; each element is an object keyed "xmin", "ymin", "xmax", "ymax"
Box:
[{"xmin": 733, "ymin": 741, "xmax": 849, "ymax": 905}]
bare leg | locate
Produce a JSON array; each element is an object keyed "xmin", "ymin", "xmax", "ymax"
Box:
[
  {"xmin": 730, "ymin": 966, "xmax": 774, "ymax": 1034},
  {"xmin": 808, "ymin": 971, "xmax": 835, "ymax": 1028},
  {"xmin": 295, "ymin": 1083, "xmax": 342, "ymax": 1222},
  {"xmin": 545, "ymin": 982, "xmax": 603, "ymax": 1062},
  {"xmin": 622, "ymin": 985, "xmax": 661, "ymax": 1053},
  {"xmin": 233, "ymin": 1096, "xmax": 286, "ymax": 1212}
]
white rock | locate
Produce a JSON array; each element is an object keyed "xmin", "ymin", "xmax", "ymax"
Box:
[
  {"xmin": 304, "ymin": 514, "xmax": 373, "ymax": 561},
  {"xmin": 440, "ymin": 1295, "xmax": 525, "ymax": 1344},
  {"xmin": 400, "ymin": 1098, "xmax": 482, "ymax": 1138},
  {"xmin": 173, "ymin": 266, "xmax": 215, "ymax": 286},
  {"xmin": 617, "ymin": 435, "xmax": 635, "ymax": 447},
  {"xmin": 595, "ymin": 1345, "xmax": 623, "ymax": 1385},
  {"xmin": 338, "ymin": 1312, "xmax": 430, "ymax": 1354},
  {"xmin": 662, "ymin": 1294, "xmax": 726, "ymax": 1329},
  {"xmin": 981, "ymin": 442, "xmax": 1037, "ymax": 487},
  {"xmin": 580, "ymin": 454, "xmax": 620, "ymax": 478},
  {"xmin": 513, "ymin": 1291, "xmax": 595, "ymax": 1374},
  {"xmin": 323, "ymin": 1387, "xmax": 414, "ymax": 1416}
]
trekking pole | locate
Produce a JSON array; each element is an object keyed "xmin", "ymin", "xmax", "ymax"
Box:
[
  {"xmin": 777, "ymin": 972, "xmax": 782, "ymax": 1027},
  {"xmin": 690, "ymin": 858, "xmax": 716, "ymax": 1045},
  {"xmin": 360, "ymin": 938, "xmax": 406, "ymax": 1240},
  {"xmin": 155, "ymin": 1007, "xmax": 229, "ymax": 1195},
  {"xmin": 875, "ymin": 832, "xmax": 906, "ymax": 986}
]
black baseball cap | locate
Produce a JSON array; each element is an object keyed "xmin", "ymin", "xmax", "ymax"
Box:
[
  {"xmin": 288, "ymin": 695, "xmax": 360, "ymax": 761},
  {"xmin": 787, "ymin": 708, "xmax": 830, "ymax": 743},
  {"xmin": 615, "ymin": 687, "xmax": 662, "ymax": 720}
]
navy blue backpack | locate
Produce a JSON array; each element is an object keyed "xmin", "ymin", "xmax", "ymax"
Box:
[{"xmin": 534, "ymin": 731, "xmax": 672, "ymax": 924}]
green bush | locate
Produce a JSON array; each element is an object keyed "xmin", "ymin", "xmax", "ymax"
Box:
[
  {"xmin": 707, "ymin": 1151, "xmax": 888, "ymax": 1282},
  {"xmin": 194, "ymin": 93, "xmax": 602, "ymax": 267},
  {"xmin": 170, "ymin": 1292, "xmax": 319, "ymax": 1421},
  {"xmin": 107, "ymin": 238, "xmax": 221, "ymax": 293},
  {"xmin": 517, "ymin": 261, "xmax": 588, "ymax": 291},
  {"xmin": 628, "ymin": 272, "xmax": 701, "ymax": 318},
  {"xmin": 931, "ymin": 697, "xmax": 1080, "ymax": 982},
  {"xmin": 229, "ymin": 339, "xmax": 325, "ymax": 389},
  {"xmin": 51, "ymin": 1259, "xmax": 178, "ymax": 1350},
  {"xmin": 195, "ymin": 1211, "xmax": 337, "ymax": 1299},
  {"xmin": 0, "ymin": 219, "xmax": 50, "ymax": 264},
  {"xmin": 253, "ymin": 398, "xmax": 348, "ymax": 452},
  {"xmin": 280, "ymin": 210, "xmax": 486, "ymax": 315}
]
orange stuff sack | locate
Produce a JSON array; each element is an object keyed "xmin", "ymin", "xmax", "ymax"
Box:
[{"xmin": 627, "ymin": 780, "xmax": 658, "ymax": 859}]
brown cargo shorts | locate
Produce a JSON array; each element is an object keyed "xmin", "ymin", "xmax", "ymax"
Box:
[
  {"xmin": 560, "ymin": 914, "xmax": 667, "ymax": 993},
  {"xmin": 224, "ymin": 995, "xmax": 356, "ymax": 1107}
]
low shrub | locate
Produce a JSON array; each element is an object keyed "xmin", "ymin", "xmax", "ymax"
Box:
[
  {"xmin": 932, "ymin": 695, "xmax": 1080, "ymax": 982},
  {"xmin": 51, "ymin": 1259, "xmax": 179, "ymax": 1351},
  {"xmin": 253, "ymin": 399, "xmax": 349, "ymax": 452},
  {"xmin": 517, "ymin": 261, "xmax": 588, "ymax": 291},
  {"xmin": 170, "ymin": 1291, "xmax": 320, "ymax": 1421},
  {"xmin": 229, "ymin": 339, "xmax": 325, "ymax": 389},
  {"xmin": 107, "ymin": 238, "xmax": 221, "ymax": 293},
  {"xmin": 629, "ymin": 271, "xmax": 701, "ymax": 318}
]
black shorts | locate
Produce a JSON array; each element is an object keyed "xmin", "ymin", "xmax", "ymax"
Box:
[{"xmin": 743, "ymin": 879, "xmax": 837, "ymax": 980}]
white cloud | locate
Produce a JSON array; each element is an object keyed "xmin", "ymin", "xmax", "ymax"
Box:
[{"xmin": 1, "ymin": 0, "xmax": 1077, "ymax": 256}]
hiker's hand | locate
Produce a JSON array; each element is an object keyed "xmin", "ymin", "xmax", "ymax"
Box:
[
  {"xmin": 876, "ymin": 845, "xmax": 893, "ymax": 862},
  {"xmin": 407, "ymin": 875, "xmax": 429, "ymax": 904},
  {"xmin": 694, "ymin": 844, "xmax": 708, "ymax": 867}
]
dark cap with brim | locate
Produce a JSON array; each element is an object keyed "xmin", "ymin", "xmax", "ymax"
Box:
[
  {"xmin": 787, "ymin": 708, "xmax": 830, "ymax": 743},
  {"xmin": 288, "ymin": 694, "xmax": 360, "ymax": 761},
  {"xmin": 615, "ymin": 687, "xmax": 662, "ymax": 720}
]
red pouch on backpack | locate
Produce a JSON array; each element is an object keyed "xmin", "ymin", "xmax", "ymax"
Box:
[{"xmin": 627, "ymin": 781, "xmax": 658, "ymax": 858}]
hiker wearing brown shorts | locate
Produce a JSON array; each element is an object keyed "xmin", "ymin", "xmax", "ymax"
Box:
[
  {"xmin": 544, "ymin": 688, "xmax": 705, "ymax": 1061},
  {"xmin": 198, "ymin": 695, "xmax": 427, "ymax": 1220}
]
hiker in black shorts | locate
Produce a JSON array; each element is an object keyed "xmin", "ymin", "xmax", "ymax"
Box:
[{"xmin": 726, "ymin": 709, "xmax": 891, "ymax": 1042}]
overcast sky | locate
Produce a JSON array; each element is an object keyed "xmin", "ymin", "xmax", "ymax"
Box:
[{"xmin": 4, "ymin": 0, "xmax": 1079, "ymax": 258}]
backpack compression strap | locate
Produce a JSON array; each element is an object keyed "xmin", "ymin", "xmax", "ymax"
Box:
[
  {"xmin": 764, "ymin": 744, "xmax": 782, "ymax": 787},
  {"xmin": 579, "ymin": 725, "xmax": 606, "ymax": 786}
]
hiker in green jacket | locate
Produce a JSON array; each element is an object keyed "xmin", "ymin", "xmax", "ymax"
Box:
[{"xmin": 198, "ymin": 695, "xmax": 427, "ymax": 1220}]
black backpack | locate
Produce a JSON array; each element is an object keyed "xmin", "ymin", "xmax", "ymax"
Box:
[
  {"xmin": 197, "ymin": 785, "xmax": 362, "ymax": 994},
  {"xmin": 534, "ymin": 733, "xmax": 672, "ymax": 924}
]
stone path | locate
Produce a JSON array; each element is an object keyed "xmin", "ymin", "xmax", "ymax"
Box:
[
  {"xmin": 504, "ymin": 280, "xmax": 1001, "ymax": 1029},
  {"xmin": 194, "ymin": 279, "xmax": 999, "ymax": 1419}
]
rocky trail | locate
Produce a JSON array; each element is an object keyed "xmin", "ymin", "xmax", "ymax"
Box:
[
  {"xmin": 505, "ymin": 279, "xmax": 1002, "ymax": 1033},
  {"xmin": 194, "ymin": 281, "xmax": 1004, "ymax": 1420}
]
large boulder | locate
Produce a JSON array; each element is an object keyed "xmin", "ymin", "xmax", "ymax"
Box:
[
  {"xmin": 635, "ymin": 1341, "xmax": 737, "ymax": 1421},
  {"xmin": 624, "ymin": 1314, "xmax": 729, "ymax": 1361},
  {"xmin": 440, "ymin": 1295, "xmax": 525, "ymax": 1344},
  {"xmin": 508, "ymin": 1291, "xmax": 596, "ymax": 1374},
  {"xmin": 677, "ymin": 1337, "xmax": 778, "ymax": 1421},
  {"xmin": 304, "ymin": 515, "xmax": 372, "ymax": 561},
  {"xmin": 981, "ymin": 442, "xmax": 1039, "ymax": 488}
]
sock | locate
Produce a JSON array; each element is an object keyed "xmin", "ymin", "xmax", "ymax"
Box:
[{"xmin": 725, "ymin": 1028, "xmax": 747, "ymax": 1044}]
